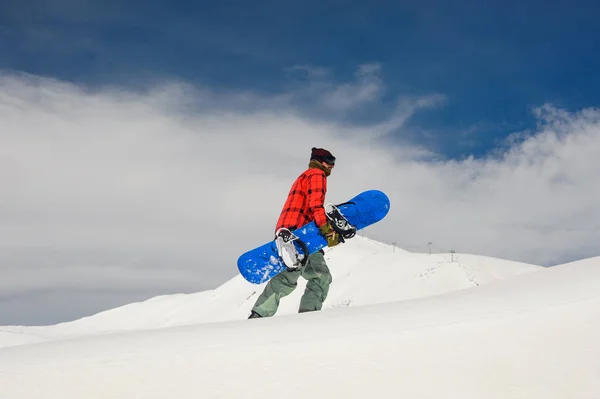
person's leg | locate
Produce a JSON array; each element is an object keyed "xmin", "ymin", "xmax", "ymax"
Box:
[
  {"xmin": 250, "ymin": 268, "xmax": 301, "ymax": 317},
  {"xmin": 298, "ymin": 251, "xmax": 332, "ymax": 313}
]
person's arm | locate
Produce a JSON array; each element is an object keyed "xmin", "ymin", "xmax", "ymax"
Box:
[{"xmin": 307, "ymin": 171, "xmax": 328, "ymax": 227}]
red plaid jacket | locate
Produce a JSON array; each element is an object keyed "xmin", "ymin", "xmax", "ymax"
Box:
[{"xmin": 275, "ymin": 166, "xmax": 328, "ymax": 232}]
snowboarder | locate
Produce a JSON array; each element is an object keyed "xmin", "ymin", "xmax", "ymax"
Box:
[{"xmin": 248, "ymin": 147, "xmax": 340, "ymax": 318}]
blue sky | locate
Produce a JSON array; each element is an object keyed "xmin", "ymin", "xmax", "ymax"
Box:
[
  {"xmin": 2, "ymin": 0, "xmax": 599, "ymax": 158},
  {"xmin": 2, "ymin": 0, "xmax": 600, "ymax": 324}
]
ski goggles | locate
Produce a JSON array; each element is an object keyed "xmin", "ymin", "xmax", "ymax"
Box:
[{"xmin": 322, "ymin": 156, "xmax": 336, "ymax": 166}]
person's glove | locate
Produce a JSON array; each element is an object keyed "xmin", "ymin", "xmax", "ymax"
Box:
[{"xmin": 319, "ymin": 222, "xmax": 340, "ymax": 247}]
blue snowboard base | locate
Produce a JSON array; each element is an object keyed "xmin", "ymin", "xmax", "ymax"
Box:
[{"xmin": 237, "ymin": 189, "xmax": 390, "ymax": 284}]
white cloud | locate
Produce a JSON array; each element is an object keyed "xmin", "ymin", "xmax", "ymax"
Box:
[
  {"xmin": 281, "ymin": 63, "xmax": 389, "ymax": 113},
  {"xmin": 320, "ymin": 63, "xmax": 384, "ymax": 110},
  {"xmin": 1, "ymin": 71, "xmax": 599, "ymax": 324}
]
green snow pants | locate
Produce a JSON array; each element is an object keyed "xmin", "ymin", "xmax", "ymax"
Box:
[{"xmin": 251, "ymin": 250, "xmax": 332, "ymax": 317}]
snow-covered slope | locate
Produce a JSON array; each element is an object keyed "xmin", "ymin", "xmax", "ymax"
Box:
[
  {"xmin": 1, "ymin": 251, "xmax": 599, "ymax": 399},
  {"xmin": 1, "ymin": 237, "xmax": 541, "ymax": 347}
]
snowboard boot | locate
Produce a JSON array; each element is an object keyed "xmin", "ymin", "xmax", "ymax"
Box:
[{"xmin": 248, "ymin": 310, "xmax": 263, "ymax": 319}]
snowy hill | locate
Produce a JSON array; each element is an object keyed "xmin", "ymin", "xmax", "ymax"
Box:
[
  {"xmin": 1, "ymin": 239, "xmax": 599, "ymax": 398},
  {"xmin": 0, "ymin": 237, "xmax": 540, "ymax": 347}
]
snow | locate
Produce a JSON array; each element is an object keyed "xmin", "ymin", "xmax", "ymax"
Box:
[{"xmin": 1, "ymin": 236, "xmax": 599, "ymax": 398}]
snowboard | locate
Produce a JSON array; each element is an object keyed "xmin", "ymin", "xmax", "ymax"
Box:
[{"xmin": 237, "ymin": 189, "xmax": 390, "ymax": 284}]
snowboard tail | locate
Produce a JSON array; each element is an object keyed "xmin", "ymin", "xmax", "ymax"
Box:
[{"xmin": 237, "ymin": 190, "xmax": 390, "ymax": 284}]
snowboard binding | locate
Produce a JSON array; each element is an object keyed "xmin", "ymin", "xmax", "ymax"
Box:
[
  {"xmin": 275, "ymin": 228, "xmax": 309, "ymax": 271},
  {"xmin": 325, "ymin": 203, "xmax": 357, "ymax": 243}
]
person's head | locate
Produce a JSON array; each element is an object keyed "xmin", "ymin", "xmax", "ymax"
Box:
[{"xmin": 310, "ymin": 147, "xmax": 336, "ymax": 171}]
